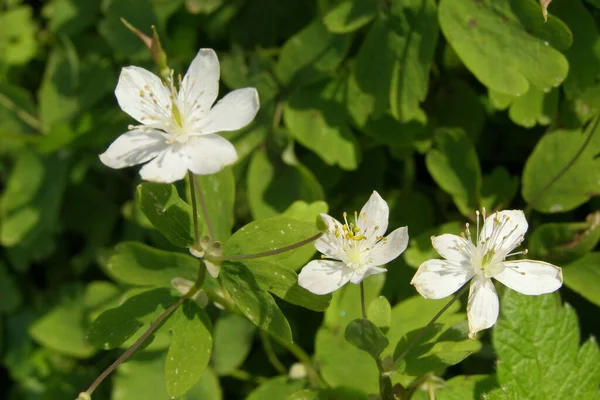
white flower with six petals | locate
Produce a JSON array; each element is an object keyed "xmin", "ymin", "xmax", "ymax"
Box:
[
  {"xmin": 298, "ymin": 191, "xmax": 409, "ymax": 295},
  {"xmin": 411, "ymin": 209, "xmax": 563, "ymax": 339},
  {"xmin": 100, "ymin": 48, "xmax": 259, "ymax": 183}
]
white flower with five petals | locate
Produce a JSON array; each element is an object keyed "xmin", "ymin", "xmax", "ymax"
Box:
[
  {"xmin": 298, "ymin": 191, "xmax": 409, "ymax": 295},
  {"xmin": 411, "ymin": 209, "xmax": 563, "ymax": 339},
  {"xmin": 100, "ymin": 48, "xmax": 259, "ymax": 183}
]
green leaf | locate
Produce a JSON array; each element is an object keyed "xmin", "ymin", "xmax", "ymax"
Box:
[
  {"xmin": 247, "ymin": 376, "xmax": 306, "ymax": 400},
  {"xmin": 191, "ymin": 167, "xmax": 236, "ymax": 243},
  {"xmin": 393, "ymin": 321, "xmax": 481, "ymax": 376},
  {"xmin": 367, "ymin": 296, "xmax": 392, "ymax": 333},
  {"xmin": 562, "ymin": 252, "xmax": 600, "ymax": 307},
  {"xmin": 0, "ymin": 151, "xmax": 66, "ymax": 247},
  {"xmin": 0, "ymin": 151, "xmax": 67, "ymax": 271},
  {"xmin": 105, "ymin": 242, "xmax": 199, "ymax": 288},
  {"xmin": 276, "ymin": 20, "xmax": 351, "ymax": 87},
  {"xmin": 224, "ymin": 215, "xmax": 319, "ymax": 271},
  {"xmin": 29, "ymin": 284, "xmax": 97, "ymax": 358},
  {"xmin": 165, "ymin": 300, "xmax": 213, "ymax": 399},
  {"xmin": 0, "ymin": 261, "xmax": 22, "ymax": 313},
  {"xmin": 480, "ymin": 167, "xmax": 519, "ymax": 211},
  {"xmin": 242, "ymin": 260, "xmax": 332, "ymax": 311},
  {"xmin": 281, "ymin": 200, "xmax": 328, "ymax": 223},
  {"xmin": 0, "ymin": 6, "xmax": 38, "ymax": 66},
  {"xmin": 552, "ymin": 0, "xmax": 600, "ymax": 99},
  {"xmin": 113, "ymin": 352, "xmax": 222, "ymax": 400},
  {"xmin": 508, "ymin": 87, "xmax": 558, "ymax": 128},
  {"xmin": 323, "ymin": 0, "xmax": 376, "ymax": 34},
  {"xmin": 323, "ymin": 273, "xmax": 386, "ymax": 330},
  {"xmin": 436, "ymin": 375, "xmax": 498, "ymax": 400},
  {"xmin": 318, "ymin": 291, "xmax": 466, "ymax": 392},
  {"xmin": 42, "ymin": 0, "xmax": 100, "ymax": 35},
  {"xmin": 136, "ymin": 182, "xmax": 196, "ymax": 248},
  {"xmin": 522, "ymin": 129, "xmax": 600, "ymax": 213},
  {"xmin": 98, "ymin": 0, "xmax": 159, "ymax": 60},
  {"xmin": 345, "ymin": 318, "xmax": 389, "ymax": 359},
  {"xmin": 212, "ymin": 313, "xmax": 256, "ymax": 375},
  {"xmin": 493, "ymin": 290, "xmax": 600, "ymax": 400},
  {"xmin": 247, "ymin": 149, "xmax": 324, "ymax": 220},
  {"xmin": 425, "ymin": 129, "xmax": 481, "ymax": 216},
  {"xmin": 288, "ymin": 388, "xmax": 369, "ymax": 400},
  {"xmin": 431, "ymin": 79, "xmax": 486, "ymax": 141},
  {"xmin": 529, "ymin": 218, "xmax": 600, "ymax": 265},
  {"xmin": 220, "ymin": 262, "xmax": 293, "ymax": 343},
  {"xmin": 347, "ymin": 1, "xmax": 438, "ymax": 125},
  {"xmin": 438, "ymin": 0, "xmax": 570, "ymax": 96},
  {"xmin": 388, "ymin": 0, "xmax": 439, "ymax": 122},
  {"xmin": 86, "ymin": 288, "xmax": 177, "ymax": 350},
  {"xmin": 39, "ymin": 45, "xmax": 113, "ymax": 126},
  {"xmin": 284, "ymin": 79, "xmax": 360, "ymax": 170}
]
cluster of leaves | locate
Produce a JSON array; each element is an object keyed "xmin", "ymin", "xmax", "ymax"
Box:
[{"xmin": 1, "ymin": 0, "xmax": 600, "ymax": 399}]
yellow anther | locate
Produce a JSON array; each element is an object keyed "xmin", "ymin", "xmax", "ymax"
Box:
[
  {"xmin": 139, "ymin": 90, "xmax": 144, "ymax": 97},
  {"xmin": 334, "ymin": 229, "xmax": 340, "ymax": 238},
  {"xmin": 353, "ymin": 227, "xmax": 360, "ymax": 233}
]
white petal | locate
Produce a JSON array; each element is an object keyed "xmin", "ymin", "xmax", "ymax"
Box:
[
  {"xmin": 358, "ymin": 191, "xmax": 389, "ymax": 238},
  {"xmin": 177, "ymin": 49, "xmax": 220, "ymax": 123},
  {"xmin": 182, "ymin": 134, "xmax": 238, "ymax": 175},
  {"xmin": 481, "ymin": 210, "xmax": 528, "ymax": 256},
  {"xmin": 368, "ymin": 226, "xmax": 409, "ymax": 267},
  {"xmin": 171, "ymin": 277, "xmax": 194, "ymax": 296},
  {"xmin": 198, "ymin": 88, "xmax": 260, "ymax": 135},
  {"xmin": 99, "ymin": 129, "xmax": 168, "ymax": 169},
  {"xmin": 115, "ymin": 66, "xmax": 173, "ymax": 128},
  {"xmin": 467, "ymin": 277, "xmax": 499, "ymax": 339},
  {"xmin": 493, "ymin": 260, "xmax": 562, "ymax": 295},
  {"xmin": 314, "ymin": 214, "xmax": 344, "ymax": 259},
  {"xmin": 411, "ymin": 259, "xmax": 474, "ymax": 299},
  {"xmin": 204, "ymin": 260, "xmax": 221, "ymax": 278},
  {"xmin": 298, "ymin": 260, "xmax": 352, "ymax": 295},
  {"xmin": 350, "ymin": 266, "xmax": 387, "ymax": 284},
  {"xmin": 139, "ymin": 146, "xmax": 188, "ymax": 183},
  {"xmin": 432, "ymin": 234, "xmax": 473, "ymax": 263}
]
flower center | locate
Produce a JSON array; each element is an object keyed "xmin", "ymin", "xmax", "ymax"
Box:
[{"xmin": 463, "ymin": 208, "xmax": 528, "ymax": 278}]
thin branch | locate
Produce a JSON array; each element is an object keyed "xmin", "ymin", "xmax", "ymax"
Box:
[
  {"xmin": 212, "ymin": 232, "xmax": 322, "ymax": 262},
  {"xmin": 360, "ymin": 281, "xmax": 368, "ymax": 319},
  {"xmin": 390, "ymin": 283, "xmax": 470, "ymax": 371},
  {"xmin": 81, "ymin": 266, "xmax": 206, "ymax": 397},
  {"xmin": 0, "ymin": 91, "xmax": 47, "ymax": 134},
  {"xmin": 193, "ymin": 175, "xmax": 215, "ymax": 240}
]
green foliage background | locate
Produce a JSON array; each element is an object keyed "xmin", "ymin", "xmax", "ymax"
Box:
[{"xmin": 1, "ymin": 0, "xmax": 600, "ymax": 399}]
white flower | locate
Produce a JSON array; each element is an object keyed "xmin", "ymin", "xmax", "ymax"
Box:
[
  {"xmin": 411, "ymin": 209, "xmax": 563, "ymax": 339},
  {"xmin": 99, "ymin": 48, "xmax": 260, "ymax": 183},
  {"xmin": 298, "ymin": 191, "xmax": 409, "ymax": 295}
]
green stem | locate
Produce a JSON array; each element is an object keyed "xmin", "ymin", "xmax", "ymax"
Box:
[
  {"xmin": 193, "ymin": 175, "xmax": 215, "ymax": 240},
  {"xmin": 360, "ymin": 281, "xmax": 367, "ymax": 319},
  {"xmin": 390, "ymin": 283, "xmax": 470, "ymax": 371},
  {"xmin": 0, "ymin": 91, "xmax": 47, "ymax": 133},
  {"xmin": 212, "ymin": 232, "xmax": 322, "ymax": 262},
  {"xmin": 271, "ymin": 335, "xmax": 329, "ymax": 389},
  {"xmin": 188, "ymin": 171, "xmax": 201, "ymax": 247},
  {"xmin": 227, "ymin": 369, "xmax": 268, "ymax": 384},
  {"xmin": 260, "ymin": 330, "xmax": 287, "ymax": 374},
  {"xmin": 376, "ymin": 358, "xmax": 395, "ymax": 400},
  {"xmin": 80, "ymin": 266, "xmax": 206, "ymax": 398},
  {"xmin": 525, "ymin": 115, "xmax": 600, "ymax": 215}
]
